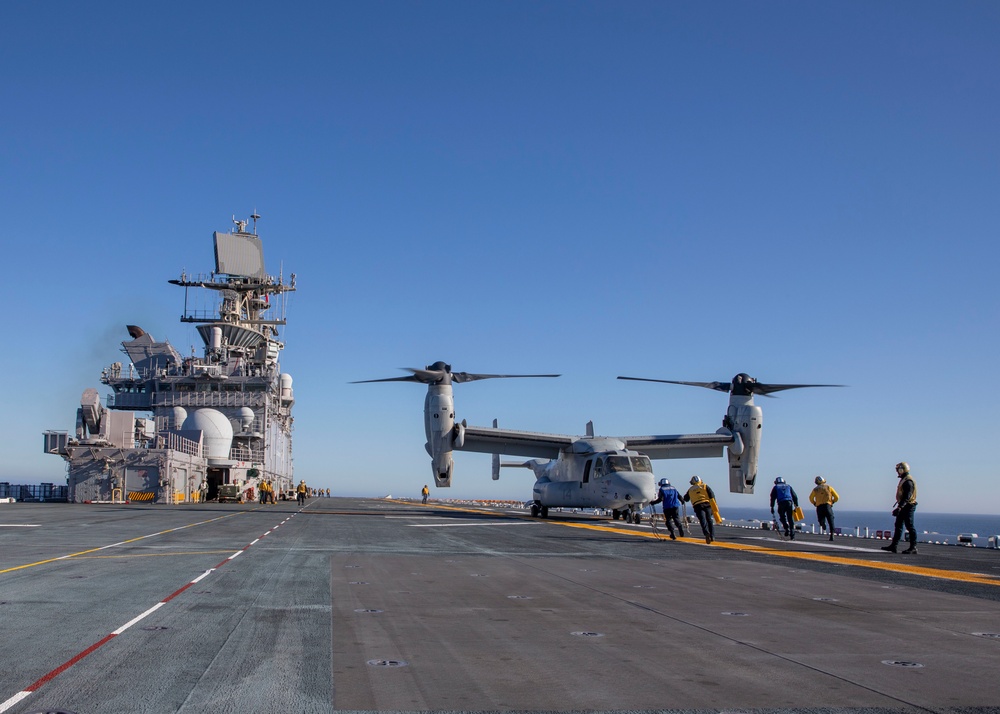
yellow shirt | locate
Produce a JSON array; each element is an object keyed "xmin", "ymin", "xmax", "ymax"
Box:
[
  {"xmin": 809, "ymin": 484, "xmax": 839, "ymax": 507},
  {"xmin": 686, "ymin": 483, "xmax": 710, "ymax": 506}
]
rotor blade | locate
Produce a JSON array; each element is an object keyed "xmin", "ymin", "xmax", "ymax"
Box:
[
  {"xmin": 452, "ymin": 372, "xmax": 561, "ymax": 384},
  {"xmin": 351, "ymin": 367, "xmax": 449, "ymax": 385},
  {"xmin": 619, "ymin": 375, "xmax": 845, "ymax": 396},
  {"xmin": 751, "ymin": 382, "xmax": 845, "ymax": 395},
  {"xmin": 349, "ymin": 374, "xmax": 426, "ymax": 384},
  {"xmin": 617, "ymin": 376, "xmax": 732, "ymax": 393},
  {"xmin": 353, "ymin": 367, "xmax": 559, "ymax": 385}
]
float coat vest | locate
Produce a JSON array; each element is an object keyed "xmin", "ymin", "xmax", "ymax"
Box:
[
  {"xmin": 773, "ymin": 483, "xmax": 793, "ymax": 503},
  {"xmin": 657, "ymin": 486, "xmax": 681, "ymax": 509},
  {"xmin": 810, "ymin": 484, "xmax": 838, "ymax": 506},
  {"xmin": 896, "ymin": 475, "xmax": 917, "ymax": 505},
  {"xmin": 687, "ymin": 483, "xmax": 710, "ymax": 506}
]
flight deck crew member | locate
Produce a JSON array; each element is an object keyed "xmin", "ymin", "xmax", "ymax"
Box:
[
  {"xmin": 650, "ymin": 478, "xmax": 685, "ymax": 540},
  {"xmin": 882, "ymin": 462, "xmax": 918, "ymax": 554},
  {"xmin": 809, "ymin": 476, "xmax": 839, "ymax": 540},
  {"xmin": 296, "ymin": 479, "xmax": 307, "ymax": 506},
  {"xmin": 421, "ymin": 484, "xmax": 429, "ymax": 504},
  {"xmin": 683, "ymin": 476, "xmax": 716, "ymax": 544},
  {"xmin": 769, "ymin": 477, "xmax": 799, "ymax": 539}
]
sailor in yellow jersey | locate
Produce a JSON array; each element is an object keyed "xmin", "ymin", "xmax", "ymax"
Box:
[
  {"xmin": 683, "ymin": 476, "xmax": 719, "ymax": 544},
  {"xmin": 809, "ymin": 476, "xmax": 840, "ymax": 540}
]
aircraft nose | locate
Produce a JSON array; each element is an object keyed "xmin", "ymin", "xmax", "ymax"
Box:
[{"xmin": 616, "ymin": 472, "xmax": 657, "ymax": 503}]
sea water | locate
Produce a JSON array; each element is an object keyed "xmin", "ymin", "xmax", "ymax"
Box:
[{"xmin": 716, "ymin": 506, "xmax": 1000, "ymax": 547}]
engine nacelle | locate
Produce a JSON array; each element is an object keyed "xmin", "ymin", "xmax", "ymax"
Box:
[
  {"xmin": 726, "ymin": 398, "xmax": 762, "ymax": 494},
  {"xmin": 424, "ymin": 385, "xmax": 456, "ymax": 487},
  {"xmin": 432, "ymin": 458, "xmax": 453, "ymax": 488}
]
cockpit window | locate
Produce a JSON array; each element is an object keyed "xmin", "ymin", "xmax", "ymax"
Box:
[
  {"xmin": 631, "ymin": 456, "xmax": 653, "ymax": 473},
  {"xmin": 594, "ymin": 458, "xmax": 604, "ymax": 478},
  {"xmin": 606, "ymin": 456, "xmax": 632, "ymax": 473},
  {"xmin": 602, "ymin": 455, "xmax": 653, "ymax": 473}
]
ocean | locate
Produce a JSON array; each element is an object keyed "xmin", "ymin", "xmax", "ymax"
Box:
[{"xmin": 717, "ymin": 506, "xmax": 1000, "ymax": 547}]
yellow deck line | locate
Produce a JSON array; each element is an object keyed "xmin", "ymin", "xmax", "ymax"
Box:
[
  {"xmin": 0, "ymin": 511, "xmax": 249, "ymax": 575},
  {"xmin": 71, "ymin": 551, "xmax": 239, "ymax": 560},
  {"xmin": 407, "ymin": 500, "xmax": 1000, "ymax": 588}
]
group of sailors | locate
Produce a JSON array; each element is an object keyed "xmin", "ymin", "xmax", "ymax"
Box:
[
  {"xmin": 650, "ymin": 476, "xmax": 720, "ymax": 543},
  {"xmin": 256, "ymin": 479, "xmax": 332, "ymax": 505},
  {"xmin": 652, "ymin": 461, "xmax": 919, "ymax": 551}
]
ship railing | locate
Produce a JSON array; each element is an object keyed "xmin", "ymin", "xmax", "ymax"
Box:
[
  {"xmin": 229, "ymin": 444, "xmax": 264, "ymax": 462},
  {"xmin": 102, "ymin": 364, "xmax": 158, "ymax": 384},
  {"xmin": 181, "ymin": 309, "xmax": 224, "ymax": 322},
  {"xmin": 155, "ymin": 393, "xmax": 267, "ymax": 408},
  {"xmin": 233, "ymin": 417, "xmax": 267, "ymax": 436},
  {"xmin": 160, "ymin": 432, "xmax": 202, "ymax": 457}
]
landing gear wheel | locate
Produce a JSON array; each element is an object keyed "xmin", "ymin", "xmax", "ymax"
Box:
[
  {"xmin": 632, "ymin": 511, "xmax": 642, "ymax": 524},
  {"xmin": 612, "ymin": 509, "xmax": 621, "ymax": 521},
  {"xmin": 540, "ymin": 506, "xmax": 549, "ymax": 518},
  {"xmin": 530, "ymin": 504, "xmax": 540, "ymax": 517}
]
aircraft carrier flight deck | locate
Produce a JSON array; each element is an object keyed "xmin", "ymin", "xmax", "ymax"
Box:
[{"xmin": 1, "ymin": 497, "xmax": 999, "ymax": 714}]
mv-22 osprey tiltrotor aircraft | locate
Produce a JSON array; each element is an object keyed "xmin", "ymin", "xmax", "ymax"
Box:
[{"xmin": 355, "ymin": 362, "xmax": 840, "ymax": 523}]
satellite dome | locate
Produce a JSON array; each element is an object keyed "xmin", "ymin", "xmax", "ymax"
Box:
[
  {"xmin": 238, "ymin": 407, "xmax": 255, "ymax": 430},
  {"xmin": 182, "ymin": 408, "xmax": 234, "ymax": 460}
]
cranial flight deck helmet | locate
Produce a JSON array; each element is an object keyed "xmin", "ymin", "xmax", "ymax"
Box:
[
  {"xmin": 895, "ymin": 462, "xmax": 910, "ymax": 476},
  {"xmin": 659, "ymin": 478, "xmax": 670, "ymax": 487},
  {"xmin": 774, "ymin": 477, "xmax": 785, "ymax": 484},
  {"xmin": 690, "ymin": 476, "xmax": 701, "ymax": 485},
  {"xmin": 815, "ymin": 476, "xmax": 826, "ymax": 485}
]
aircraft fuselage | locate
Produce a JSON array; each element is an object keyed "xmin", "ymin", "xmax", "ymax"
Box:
[{"xmin": 529, "ymin": 449, "xmax": 658, "ymax": 511}]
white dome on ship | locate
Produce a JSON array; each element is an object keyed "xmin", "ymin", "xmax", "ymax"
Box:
[
  {"xmin": 182, "ymin": 408, "xmax": 233, "ymax": 460},
  {"xmin": 238, "ymin": 407, "xmax": 255, "ymax": 430}
]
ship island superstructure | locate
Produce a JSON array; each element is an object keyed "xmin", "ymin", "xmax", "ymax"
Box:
[{"xmin": 44, "ymin": 215, "xmax": 297, "ymax": 503}]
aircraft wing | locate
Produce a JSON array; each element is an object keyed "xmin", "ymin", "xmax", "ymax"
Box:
[
  {"xmin": 459, "ymin": 425, "xmax": 575, "ymax": 460},
  {"xmin": 618, "ymin": 433, "xmax": 734, "ymax": 460}
]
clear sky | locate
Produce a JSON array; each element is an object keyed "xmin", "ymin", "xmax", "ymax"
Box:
[{"xmin": 3, "ymin": 2, "xmax": 998, "ymax": 514}]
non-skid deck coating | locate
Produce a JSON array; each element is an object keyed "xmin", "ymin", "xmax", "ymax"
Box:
[{"xmin": 1, "ymin": 497, "xmax": 999, "ymax": 713}]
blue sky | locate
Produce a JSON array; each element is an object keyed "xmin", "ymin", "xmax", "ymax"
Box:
[{"xmin": 3, "ymin": 2, "xmax": 998, "ymax": 513}]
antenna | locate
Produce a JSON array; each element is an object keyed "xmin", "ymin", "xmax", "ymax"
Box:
[{"xmin": 251, "ymin": 210, "xmax": 260, "ymax": 235}]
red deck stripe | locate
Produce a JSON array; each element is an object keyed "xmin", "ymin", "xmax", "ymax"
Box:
[{"xmin": 25, "ymin": 634, "xmax": 118, "ymax": 691}]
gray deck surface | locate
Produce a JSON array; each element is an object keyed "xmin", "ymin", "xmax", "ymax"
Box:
[{"xmin": 1, "ymin": 497, "xmax": 998, "ymax": 713}]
